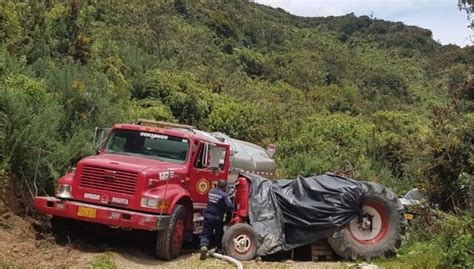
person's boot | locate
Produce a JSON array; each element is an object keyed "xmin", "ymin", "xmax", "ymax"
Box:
[{"xmin": 200, "ymin": 246, "xmax": 208, "ymax": 260}]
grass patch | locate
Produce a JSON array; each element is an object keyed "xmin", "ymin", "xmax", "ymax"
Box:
[
  {"xmin": 0, "ymin": 261, "xmax": 24, "ymax": 269},
  {"xmin": 375, "ymin": 237, "xmax": 444, "ymax": 268},
  {"xmin": 374, "ymin": 210, "xmax": 474, "ymax": 269},
  {"xmin": 86, "ymin": 253, "xmax": 117, "ymax": 269}
]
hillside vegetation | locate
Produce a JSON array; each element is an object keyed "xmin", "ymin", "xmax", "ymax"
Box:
[{"xmin": 0, "ymin": 0, "xmax": 473, "ymax": 267}]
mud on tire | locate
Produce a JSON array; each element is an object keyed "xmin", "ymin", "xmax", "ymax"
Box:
[
  {"xmin": 155, "ymin": 205, "xmax": 186, "ymax": 260},
  {"xmin": 222, "ymin": 223, "xmax": 258, "ymax": 261},
  {"xmin": 328, "ymin": 181, "xmax": 407, "ymax": 260}
]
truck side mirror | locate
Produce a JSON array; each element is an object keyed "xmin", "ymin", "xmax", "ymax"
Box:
[{"xmin": 94, "ymin": 127, "xmax": 111, "ymax": 150}]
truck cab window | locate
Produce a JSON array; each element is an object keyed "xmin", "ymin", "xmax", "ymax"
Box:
[
  {"xmin": 209, "ymin": 146, "xmax": 226, "ymax": 171},
  {"xmin": 105, "ymin": 129, "xmax": 189, "ymax": 164},
  {"xmin": 195, "ymin": 144, "xmax": 226, "ymax": 171},
  {"xmin": 108, "ymin": 134, "xmax": 127, "ymax": 151}
]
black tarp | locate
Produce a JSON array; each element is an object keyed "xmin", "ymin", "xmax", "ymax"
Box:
[{"xmin": 242, "ymin": 172, "xmax": 365, "ymax": 256}]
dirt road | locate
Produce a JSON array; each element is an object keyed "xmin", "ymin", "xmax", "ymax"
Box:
[{"xmin": 0, "ymin": 211, "xmax": 351, "ymax": 269}]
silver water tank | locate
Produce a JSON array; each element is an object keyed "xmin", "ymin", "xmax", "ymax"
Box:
[{"xmin": 211, "ymin": 133, "xmax": 276, "ymax": 182}]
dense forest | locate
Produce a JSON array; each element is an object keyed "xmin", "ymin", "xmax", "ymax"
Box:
[{"xmin": 0, "ymin": 1, "xmax": 472, "ymax": 267}]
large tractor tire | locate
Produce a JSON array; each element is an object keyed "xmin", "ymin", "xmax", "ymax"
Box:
[
  {"xmin": 222, "ymin": 223, "xmax": 258, "ymax": 261},
  {"xmin": 328, "ymin": 181, "xmax": 407, "ymax": 260},
  {"xmin": 155, "ymin": 205, "xmax": 186, "ymax": 260}
]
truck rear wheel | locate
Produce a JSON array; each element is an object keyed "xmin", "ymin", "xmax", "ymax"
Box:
[
  {"xmin": 155, "ymin": 205, "xmax": 186, "ymax": 260},
  {"xmin": 222, "ymin": 223, "xmax": 258, "ymax": 261},
  {"xmin": 328, "ymin": 182, "xmax": 407, "ymax": 260}
]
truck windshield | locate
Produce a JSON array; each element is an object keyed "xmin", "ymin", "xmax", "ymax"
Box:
[{"xmin": 104, "ymin": 129, "xmax": 189, "ymax": 164}]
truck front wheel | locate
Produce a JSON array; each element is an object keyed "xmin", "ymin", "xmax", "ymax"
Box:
[{"xmin": 155, "ymin": 204, "xmax": 186, "ymax": 260}]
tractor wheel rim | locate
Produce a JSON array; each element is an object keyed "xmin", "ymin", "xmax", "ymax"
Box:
[
  {"xmin": 349, "ymin": 202, "xmax": 388, "ymax": 244},
  {"xmin": 233, "ymin": 234, "xmax": 251, "ymax": 254},
  {"xmin": 172, "ymin": 219, "xmax": 184, "ymax": 252}
]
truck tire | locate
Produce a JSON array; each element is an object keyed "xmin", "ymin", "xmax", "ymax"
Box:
[
  {"xmin": 222, "ymin": 223, "xmax": 258, "ymax": 261},
  {"xmin": 328, "ymin": 181, "xmax": 407, "ymax": 260},
  {"xmin": 155, "ymin": 204, "xmax": 186, "ymax": 260}
]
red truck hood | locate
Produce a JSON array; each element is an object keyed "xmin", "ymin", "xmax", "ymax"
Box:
[{"xmin": 79, "ymin": 153, "xmax": 185, "ymax": 173}]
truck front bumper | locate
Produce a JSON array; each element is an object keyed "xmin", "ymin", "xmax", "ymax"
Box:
[{"xmin": 34, "ymin": 196, "xmax": 170, "ymax": 231}]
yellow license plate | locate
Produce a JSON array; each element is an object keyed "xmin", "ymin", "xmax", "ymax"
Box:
[
  {"xmin": 77, "ymin": 206, "xmax": 97, "ymax": 219},
  {"xmin": 405, "ymin": 213, "xmax": 414, "ymax": 220}
]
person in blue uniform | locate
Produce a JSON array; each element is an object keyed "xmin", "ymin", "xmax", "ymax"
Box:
[{"xmin": 200, "ymin": 180, "xmax": 234, "ymax": 260}]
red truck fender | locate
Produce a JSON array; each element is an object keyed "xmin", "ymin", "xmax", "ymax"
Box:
[{"xmin": 143, "ymin": 183, "xmax": 194, "ymax": 230}]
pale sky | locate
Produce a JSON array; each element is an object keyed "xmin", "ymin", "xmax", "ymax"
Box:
[{"xmin": 254, "ymin": 0, "xmax": 473, "ymax": 47}]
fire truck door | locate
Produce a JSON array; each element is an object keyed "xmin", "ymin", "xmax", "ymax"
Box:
[{"xmin": 191, "ymin": 143, "xmax": 227, "ymax": 203}]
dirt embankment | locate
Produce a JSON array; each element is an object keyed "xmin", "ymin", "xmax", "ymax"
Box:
[
  {"xmin": 0, "ymin": 177, "xmax": 95, "ymax": 268},
  {"xmin": 0, "ymin": 213, "xmax": 94, "ymax": 268},
  {"xmin": 0, "ymin": 177, "xmax": 87, "ymax": 268}
]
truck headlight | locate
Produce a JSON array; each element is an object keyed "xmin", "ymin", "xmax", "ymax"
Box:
[
  {"xmin": 56, "ymin": 184, "xmax": 72, "ymax": 199},
  {"xmin": 141, "ymin": 197, "xmax": 159, "ymax": 209}
]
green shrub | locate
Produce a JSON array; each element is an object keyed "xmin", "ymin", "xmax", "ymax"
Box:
[
  {"xmin": 376, "ymin": 211, "xmax": 474, "ymax": 269},
  {"xmin": 201, "ymin": 97, "xmax": 264, "ymax": 143},
  {"xmin": 422, "ymin": 101, "xmax": 473, "ymax": 211},
  {"xmin": 358, "ymin": 71, "xmax": 412, "ymax": 110},
  {"xmin": 143, "ymin": 69, "xmax": 215, "ymax": 125},
  {"xmin": 277, "ymin": 113, "xmax": 374, "ymax": 177},
  {"xmin": 0, "ymin": 74, "xmax": 64, "ymax": 193}
]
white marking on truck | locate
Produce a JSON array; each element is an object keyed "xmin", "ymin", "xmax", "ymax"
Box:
[
  {"xmin": 139, "ymin": 132, "xmax": 168, "ymax": 140},
  {"xmin": 110, "ymin": 212, "xmax": 120, "ymax": 219},
  {"xmin": 111, "ymin": 197, "xmax": 129, "ymax": 205},
  {"xmin": 159, "ymin": 171, "xmax": 170, "ymax": 180},
  {"xmin": 84, "ymin": 193, "xmax": 100, "ymax": 200}
]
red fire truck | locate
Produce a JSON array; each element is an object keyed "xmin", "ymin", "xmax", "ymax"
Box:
[{"xmin": 34, "ymin": 119, "xmax": 276, "ymax": 260}]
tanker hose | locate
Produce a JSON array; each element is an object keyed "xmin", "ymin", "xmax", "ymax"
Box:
[{"xmin": 208, "ymin": 248, "xmax": 243, "ymax": 269}]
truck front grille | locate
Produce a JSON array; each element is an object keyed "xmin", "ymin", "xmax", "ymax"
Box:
[{"xmin": 79, "ymin": 165, "xmax": 138, "ymax": 195}]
